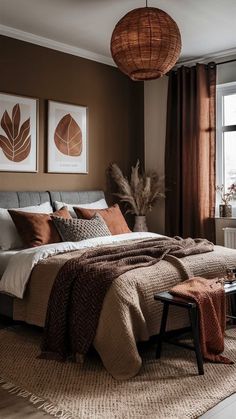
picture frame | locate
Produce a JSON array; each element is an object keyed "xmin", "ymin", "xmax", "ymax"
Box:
[
  {"xmin": 0, "ymin": 92, "xmax": 38, "ymax": 172},
  {"xmin": 47, "ymin": 100, "xmax": 88, "ymax": 174}
]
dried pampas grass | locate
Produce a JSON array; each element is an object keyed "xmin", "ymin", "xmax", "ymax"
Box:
[{"xmin": 109, "ymin": 161, "xmax": 165, "ymax": 216}]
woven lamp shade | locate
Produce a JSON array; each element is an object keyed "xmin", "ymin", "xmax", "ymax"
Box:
[{"xmin": 111, "ymin": 7, "xmax": 181, "ymax": 81}]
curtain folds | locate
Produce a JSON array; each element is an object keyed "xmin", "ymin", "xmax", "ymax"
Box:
[{"xmin": 165, "ymin": 64, "xmax": 216, "ymax": 242}]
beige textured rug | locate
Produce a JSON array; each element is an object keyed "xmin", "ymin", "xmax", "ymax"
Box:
[{"xmin": 0, "ymin": 326, "xmax": 236, "ymax": 419}]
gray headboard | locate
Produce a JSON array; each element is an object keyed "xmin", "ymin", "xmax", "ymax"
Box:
[
  {"xmin": 49, "ymin": 190, "xmax": 105, "ymax": 206},
  {"xmin": 0, "ymin": 191, "xmax": 51, "ymax": 209},
  {"xmin": 0, "ymin": 190, "xmax": 105, "ymax": 209}
]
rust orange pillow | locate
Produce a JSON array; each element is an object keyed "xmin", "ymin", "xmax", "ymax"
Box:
[
  {"xmin": 9, "ymin": 207, "xmax": 72, "ymax": 248},
  {"xmin": 73, "ymin": 204, "xmax": 131, "ymax": 235}
]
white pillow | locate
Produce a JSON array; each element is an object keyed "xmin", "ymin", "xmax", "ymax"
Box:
[
  {"xmin": 54, "ymin": 198, "xmax": 108, "ymax": 218},
  {"xmin": 0, "ymin": 201, "xmax": 53, "ymax": 251}
]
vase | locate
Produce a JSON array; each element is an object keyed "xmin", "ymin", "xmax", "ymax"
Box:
[
  {"xmin": 133, "ymin": 215, "xmax": 148, "ymax": 232},
  {"xmin": 219, "ymin": 204, "xmax": 232, "ymax": 217}
]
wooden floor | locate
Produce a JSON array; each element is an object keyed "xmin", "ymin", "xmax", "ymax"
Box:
[
  {"xmin": 201, "ymin": 393, "xmax": 236, "ymax": 419},
  {"xmin": 0, "ymin": 388, "xmax": 51, "ymax": 418},
  {"xmin": 0, "ymin": 319, "xmax": 235, "ymax": 418}
]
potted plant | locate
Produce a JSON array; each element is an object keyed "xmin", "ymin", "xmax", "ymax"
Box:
[
  {"xmin": 109, "ymin": 161, "xmax": 165, "ymax": 231},
  {"xmin": 216, "ymin": 183, "xmax": 236, "ymax": 217}
]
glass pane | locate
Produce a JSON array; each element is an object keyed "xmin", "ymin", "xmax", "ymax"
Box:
[
  {"xmin": 224, "ymin": 94, "xmax": 236, "ymax": 126},
  {"xmin": 224, "ymin": 131, "xmax": 236, "ymax": 190}
]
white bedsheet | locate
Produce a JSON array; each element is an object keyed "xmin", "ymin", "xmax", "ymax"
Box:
[
  {"xmin": 0, "ymin": 250, "xmax": 20, "ymax": 278},
  {"xmin": 0, "ymin": 232, "xmax": 161, "ymax": 299}
]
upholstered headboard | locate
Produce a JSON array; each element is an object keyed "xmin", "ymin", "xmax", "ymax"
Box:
[
  {"xmin": 0, "ymin": 191, "xmax": 51, "ymax": 209},
  {"xmin": 49, "ymin": 190, "xmax": 105, "ymax": 206},
  {"xmin": 0, "ymin": 190, "xmax": 105, "ymax": 209}
]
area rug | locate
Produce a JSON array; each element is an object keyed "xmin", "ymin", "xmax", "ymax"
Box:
[{"xmin": 0, "ymin": 326, "xmax": 236, "ymax": 419}]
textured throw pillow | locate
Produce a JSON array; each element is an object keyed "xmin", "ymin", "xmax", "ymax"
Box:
[
  {"xmin": 0, "ymin": 201, "xmax": 53, "ymax": 250},
  {"xmin": 54, "ymin": 198, "xmax": 108, "ymax": 218},
  {"xmin": 73, "ymin": 204, "xmax": 131, "ymax": 235},
  {"xmin": 52, "ymin": 213, "xmax": 111, "ymax": 242},
  {"xmin": 8, "ymin": 207, "xmax": 71, "ymax": 248}
]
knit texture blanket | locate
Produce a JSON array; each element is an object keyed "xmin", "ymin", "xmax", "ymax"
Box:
[
  {"xmin": 41, "ymin": 236, "xmax": 213, "ymax": 360},
  {"xmin": 170, "ymin": 277, "xmax": 233, "ymax": 364}
]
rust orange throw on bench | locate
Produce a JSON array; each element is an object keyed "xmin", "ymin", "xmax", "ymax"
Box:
[{"xmin": 171, "ymin": 277, "xmax": 233, "ymax": 364}]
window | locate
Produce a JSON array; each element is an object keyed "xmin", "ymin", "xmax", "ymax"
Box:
[{"xmin": 216, "ymin": 82, "xmax": 236, "ymax": 210}]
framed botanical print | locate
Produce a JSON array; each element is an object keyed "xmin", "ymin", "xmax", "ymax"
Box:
[
  {"xmin": 48, "ymin": 100, "xmax": 88, "ymax": 173},
  {"xmin": 0, "ymin": 93, "xmax": 38, "ymax": 172}
]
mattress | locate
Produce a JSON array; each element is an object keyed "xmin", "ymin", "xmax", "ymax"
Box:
[{"xmin": 0, "ymin": 250, "xmax": 20, "ymax": 278}]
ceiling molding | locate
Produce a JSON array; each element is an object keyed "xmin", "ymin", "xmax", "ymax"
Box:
[
  {"xmin": 1, "ymin": 23, "xmax": 236, "ymax": 70},
  {"xmin": 0, "ymin": 24, "xmax": 116, "ymax": 67},
  {"xmin": 177, "ymin": 47, "xmax": 236, "ymax": 67}
]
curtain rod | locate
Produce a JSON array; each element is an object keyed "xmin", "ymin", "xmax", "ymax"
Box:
[
  {"xmin": 170, "ymin": 57, "xmax": 236, "ymax": 75},
  {"xmin": 215, "ymin": 58, "xmax": 236, "ymax": 66}
]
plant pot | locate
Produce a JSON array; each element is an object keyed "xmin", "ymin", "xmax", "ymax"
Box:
[
  {"xmin": 219, "ymin": 204, "xmax": 232, "ymax": 217},
  {"xmin": 133, "ymin": 215, "xmax": 148, "ymax": 232}
]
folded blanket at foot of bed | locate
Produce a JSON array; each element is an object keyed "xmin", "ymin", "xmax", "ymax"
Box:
[
  {"xmin": 41, "ymin": 236, "xmax": 213, "ymax": 362},
  {"xmin": 170, "ymin": 277, "xmax": 233, "ymax": 364}
]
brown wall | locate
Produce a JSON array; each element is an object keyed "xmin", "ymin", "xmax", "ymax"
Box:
[{"xmin": 0, "ymin": 35, "xmax": 144, "ymax": 192}]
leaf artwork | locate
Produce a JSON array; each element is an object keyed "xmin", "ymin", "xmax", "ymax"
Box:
[
  {"xmin": 54, "ymin": 114, "xmax": 82, "ymax": 156},
  {"xmin": 0, "ymin": 104, "xmax": 31, "ymax": 162}
]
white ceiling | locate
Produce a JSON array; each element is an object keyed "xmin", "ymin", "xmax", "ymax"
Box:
[{"xmin": 1, "ymin": 0, "xmax": 236, "ymax": 65}]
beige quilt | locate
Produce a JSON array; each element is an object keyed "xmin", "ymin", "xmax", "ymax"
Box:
[{"xmin": 13, "ymin": 242, "xmax": 236, "ymax": 379}]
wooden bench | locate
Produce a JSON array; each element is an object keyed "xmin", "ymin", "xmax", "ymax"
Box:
[{"xmin": 154, "ymin": 282, "xmax": 236, "ymax": 376}]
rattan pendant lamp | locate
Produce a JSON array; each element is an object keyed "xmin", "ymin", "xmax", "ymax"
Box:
[{"xmin": 110, "ymin": 1, "xmax": 181, "ymax": 81}]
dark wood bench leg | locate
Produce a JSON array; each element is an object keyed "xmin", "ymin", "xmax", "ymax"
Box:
[
  {"xmin": 156, "ymin": 302, "xmax": 169, "ymax": 359},
  {"xmin": 188, "ymin": 306, "xmax": 204, "ymax": 375}
]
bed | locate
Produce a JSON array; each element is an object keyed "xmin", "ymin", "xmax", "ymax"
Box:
[{"xmin": 1, "ymin": 190, "xmax": 236, "ymax": 380}]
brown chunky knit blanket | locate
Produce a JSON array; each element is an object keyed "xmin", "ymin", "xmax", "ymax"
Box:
[
  {"xmin": 41, "ymin": 236, "xmax": 213, "ymax": 360},
  {"xmin": 170, "ymin": 277, "xmax": 233, "ymax": 364}
]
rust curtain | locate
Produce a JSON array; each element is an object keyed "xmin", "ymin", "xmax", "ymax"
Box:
[{"xmin": 165, "ymin": 64, "xmax": 216, "ymax": 242}]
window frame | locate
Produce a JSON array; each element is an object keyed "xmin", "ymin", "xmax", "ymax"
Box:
[{"xmin": 216, "ymin": 81, "xmax": 236, "ymax": 212}]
